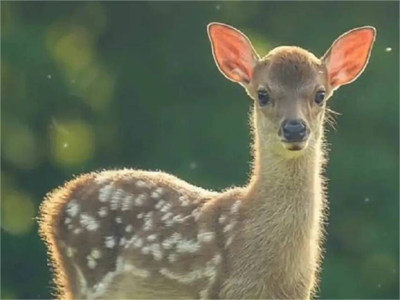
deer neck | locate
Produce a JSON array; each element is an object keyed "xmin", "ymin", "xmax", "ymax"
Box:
[
  {"xmin": 244, "ymin": 109, "xmax": 326, "ymax": 255},
  {"xmin": 247, "ymin": 108, "xmax": 325, "ymax": 212},
  {"xmin": 227, "ymin": 109, "xmax": 326, "ymax": 297}
]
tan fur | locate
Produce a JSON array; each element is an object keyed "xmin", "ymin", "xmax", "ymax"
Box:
[{"xmin": 39, "ymin": 23, "xmax": 375, "ymax": 299}]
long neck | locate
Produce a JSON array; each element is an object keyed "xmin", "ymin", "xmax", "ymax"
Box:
[
  {"xmin": 239, "ymin": 108, "xmax": 326, "ymax": 294},
  {"xmin": 247, "ymin": 108, "xmax": 325, "ymax": 214}
]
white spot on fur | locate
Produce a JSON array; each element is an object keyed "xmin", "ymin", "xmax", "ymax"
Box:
[
  {"xmin": 141, "ymin": 246, "xmax": 150, "ymax": 255},
  {"xmin": 73, "ymin": 228, "xmax": 82, "ymax": 234},
  {"xmin": 191, "ymin": 207, "xmax": 201, "ymax": 220},
  {"xmin": 162, "ymin": 233, "xmax": 181, "ymax": 250},
  {"xmin": 66, "ymin": 200, "xmax": 80, "ymax": 217},
  {"xmin": 91, "ymin": 248, "xmax": 102, "ymax": 259},
  {"xmin": 143, "ymin": 212, "xmax": 153, "ymax": 231},
  {"xmin": 223, "ymin": 221, "xmax": 237, "ymax": 233},
  {"xmin": 213, "ymin": 253, "xmax": 222, "ymax": 265},
  {"xmin": 115, "ymin": 216, "xmax": 122, "ymax": 223},
  {"xmin": 98, "ymin": 206, "xmax": 108, "ymax": 217},
  {"xmin": 150, "ymin": 191, "xmax": 160, "ymax": 199},
  {"xmin": 155, "ymin": 199, "xmax": 165, "ymax": 210},
  {"xmin": 149, "ymin": 243, "xmax": 163, "ymax": 260},
  {"xmin": 199, "ymin": 288, "xmax": 209, "ymax": 299},
  {"xmin": 160, "ymin": 268, "xmax": 200, "ymax": 283},
  {"xmin": 164, "ymin": 219, "xmax": 174, "ymax": 227},
  {"xmin": 133, "ymin": 237, "xmax": 143, "ymax": 248},
  {"xmin": 168, "ymin": 253, "xmax": 177, "ymax": 262},
  {"xmin": 135, "ymin": 180, "xmax": 147, "ymax": 188},
  {"xmin": 225, "ymin": 236, "xmax": 234, "ymax": 248},
  {"xmin": 198, "ymin": 232, "xmax": 215, "ymax": 243},
  {"xmin": 110, "ymin": 198, "xmax": 119, "ymax": 210},
  {"xmin": 80, "ymin": 214, "xmax": 99, "ymax": 231},
  {"xmin": 178, "ymin": 195, "xmax": 190, "ymax": 206},
  {"xmin": 123, "ymin": 261, "xmax": 150, "ymax": 278},
  {"xmin": 134, "ymin": 194, "xmax": 146, "ymax": 206},
  {"xmin": 218, "ymin": 214, "xmax": 227, "ymax": 224},
  {"xmin": 172, "ymin": 214, "xmax": 190, "ymax": 224},
  {"xmin": 147, "ymin": 234, "xmax": 157, "ymax": 242},
  {"xmin": 125, "ymin": 225, "xmax": 133, "ymax": 233},
  {"xmin": 160, "ymin": 202, "xmax": 172, "ymax": 213},
  {"xmin": 105, "ymin": 236, "xmax": 116, "ymax": 248},
  {"xmin": 64, "ymin": 217, "xmax": 71, "ymax": 224},
  {"xmin": 137, "ymin": 213, "xmax": 144, "ymax": 219},
  {"xmin": 110, "ymin": 189, "xmax": 127, "ymax": 210},
  {"xmin": 125, "ymin": 234, "xmax": 144, "ymax": 249},
  {"xmin": 176, "ymin": 239, "xmax": 200, "ymax": 254},
  {"xmin": 231, "ymin": 200, "xmax": 241, "ymax": 214},
  {"xmin": 155, "ymin": 187, "xmax": 164, "ymax": 195},
  {"xmin": 122, "ymin": 195, "xmax": 134, "ymax": 211},
  {"xmin": 87, "ymin": 257, "xmax": 97, "ymax": 269},
  {"xmin": 66, "ymin": 247, "xmax": 76, "ymax": 257},
  {"xmin": 161, "ymin": 212, "xmax": 173, "ymax": 222},
  {"xmin": 99, "ymin": 185, "xmax": 114, "ymax": 202},
  {"xmin": 119, "ymin": 237, "xmax": 126, "ymax": 247}
]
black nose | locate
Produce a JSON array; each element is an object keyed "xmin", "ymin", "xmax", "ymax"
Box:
[{"xmin": 281, "ymin": 119, "xmax": 307, "ymax": 142}]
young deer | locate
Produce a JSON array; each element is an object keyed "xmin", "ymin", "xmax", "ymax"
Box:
[{"xmin": 40, "ymin": 23, "xmax": 376, "ymax": 299}]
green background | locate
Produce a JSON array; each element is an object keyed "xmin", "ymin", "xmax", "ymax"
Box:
[{"xmin": 1, "ymin": 1, "xmax": 398, "ymax": 299}]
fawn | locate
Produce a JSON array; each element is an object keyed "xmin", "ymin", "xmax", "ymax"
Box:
[{"xmin": 39, "ymin": 23, "xmax": 376, "ymax": 299}]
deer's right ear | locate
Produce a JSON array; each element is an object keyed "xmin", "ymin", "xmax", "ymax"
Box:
[
  {"xmin": 208, "ymin": 23, "xmax": 259, "ymax": 85},
  {"xmin": 322, "ymin": 26, "xmax": 376, "ymax": 90}
]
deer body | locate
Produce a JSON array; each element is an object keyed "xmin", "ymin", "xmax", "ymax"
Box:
[{"xmin": 40, "ymin": 23, "xmax": 375, "ymax": 299}]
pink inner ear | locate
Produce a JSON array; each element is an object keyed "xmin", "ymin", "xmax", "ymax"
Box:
[
  {"xmin": 209, "ymin": 24, "xmax": 256, "ymax": 84},
  {"xmin": 327, "ymin": 28, "xmax": 375, "ymax": 88}
]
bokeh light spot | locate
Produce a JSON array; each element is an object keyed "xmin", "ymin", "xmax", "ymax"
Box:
[
  {"xmin": 50, "ymin": 120, "xmax": 95, "ymax": 167},
  {"xmin": 46, "ymin": 20, "xmax": 115, "ymax": 112},
  {"xmin": 52, "ymin": 26, "xmax": 94, "ymax": 75},
  {"xmin": 2, "ymin": 121, "xmax": 41, "ymax": 170},
  {"xmin": 1, "ymin": 189, "xmax": 35, "ymax": 235}
]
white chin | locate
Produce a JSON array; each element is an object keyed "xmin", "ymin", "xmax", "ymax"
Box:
[
  {"xmin": 283, "ymin": 142, "xmax": 307, "ymax": 151},
  {"xmin": 281, "ymin": 141, "xmax": 309, "ymax": 157}
]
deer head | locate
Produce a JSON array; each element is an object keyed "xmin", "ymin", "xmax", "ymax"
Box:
[{"xmin": 208, "ymin": 23, "xmax": 376, "ymax": 155}]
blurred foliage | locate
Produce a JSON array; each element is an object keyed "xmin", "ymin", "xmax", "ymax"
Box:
[{"xmin": 1, "ymin": 2, "xmax": 398, "ymax": 299}]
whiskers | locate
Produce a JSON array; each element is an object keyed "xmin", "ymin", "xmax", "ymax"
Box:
[{"xmin": 325, "ymin": 107, "xmax": 340, "ymax": 130}]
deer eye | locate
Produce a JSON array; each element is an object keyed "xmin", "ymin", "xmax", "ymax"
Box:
[
  {"xmin": 258, "ymin": 90, "xmax": 270, "ymax": 106},
  {"xmin": 315, "ymin": 90, "xmax": 326, "ymax": 105}
]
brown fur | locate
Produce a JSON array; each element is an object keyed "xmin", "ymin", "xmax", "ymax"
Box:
[{"xmin": 39, "ymin": 23, "xmax": 375, "ymax": 299}]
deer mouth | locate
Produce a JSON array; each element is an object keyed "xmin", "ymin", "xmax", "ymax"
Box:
[{"xmin": 282, "ymin": 140, "xmax": 308, "ymax": 151}]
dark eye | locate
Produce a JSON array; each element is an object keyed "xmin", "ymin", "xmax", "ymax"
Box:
[
  {"xmin": 315, "ymin": 90, "xmax": 326, "ymax": 105},
  {"xmin": 258, "ymin": 90, "xmax": 270, "ymax": 106}
]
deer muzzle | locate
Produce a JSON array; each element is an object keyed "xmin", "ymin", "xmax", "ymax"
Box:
[{"xmin": 279, "ymin": 119, "xmax": 309, "ymax": 151}]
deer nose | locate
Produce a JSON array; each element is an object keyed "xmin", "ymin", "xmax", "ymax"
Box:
[{"xmin": 281, "ymin": 119, "xmax": 308, "ymax": 142}]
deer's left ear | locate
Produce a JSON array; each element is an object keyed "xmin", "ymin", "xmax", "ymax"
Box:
[{"xmin": 322, "ymin": 26, "xmax": 376, "ymax": 90}]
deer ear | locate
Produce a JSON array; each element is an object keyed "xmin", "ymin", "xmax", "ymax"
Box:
[
  {"xmin": 322, "ymin": 26, "xmax": 376, "ymax": 90},
  {"xmin": 208, "ymin": 22, "xmax": 259, "ymax": 85}
]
